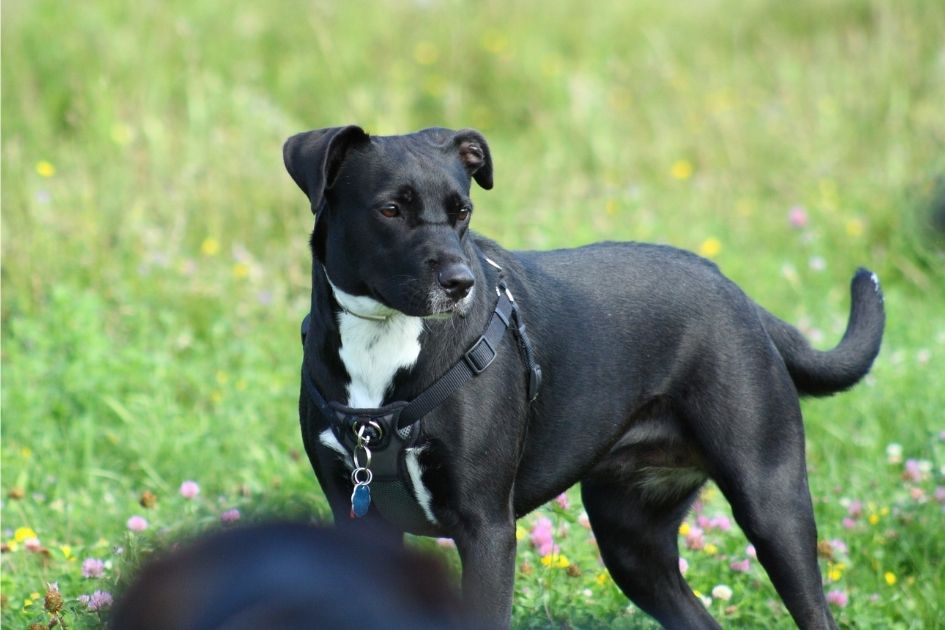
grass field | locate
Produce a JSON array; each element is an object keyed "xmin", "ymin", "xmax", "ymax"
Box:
[{"xmin": 3, "ymin": 0, "xmax": 945, "ymax": 627}]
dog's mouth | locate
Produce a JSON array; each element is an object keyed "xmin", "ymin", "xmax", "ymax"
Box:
[
  {"xmin": 356, "ymin": 282, "xmax": 474, "ymax": 321},
  {"xmin": 423, "ymin": 286, "xmax": 475, "ymax": 320}
]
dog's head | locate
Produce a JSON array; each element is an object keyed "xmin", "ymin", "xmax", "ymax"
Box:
[{"xmin": 284, "ymin": 126, "xmax": 492, "ymax": 318}]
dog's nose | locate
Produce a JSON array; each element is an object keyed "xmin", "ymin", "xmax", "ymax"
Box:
[{"xmin": 437, "ymin": 263, "xmax": 475, "ymax": 300}]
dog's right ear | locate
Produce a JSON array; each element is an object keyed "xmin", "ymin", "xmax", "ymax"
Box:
[{"xmin": 283, "ymin": 126, "xmax": 369, "ymax": 214}]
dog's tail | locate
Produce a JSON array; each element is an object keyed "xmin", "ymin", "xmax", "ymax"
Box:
[{"xmin": 759, "ymin": 268, "xmax": 885, "ymax": 397}]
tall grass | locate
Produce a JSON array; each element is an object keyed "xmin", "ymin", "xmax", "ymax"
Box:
[{"xmin": 3, "ymin": 0, "xmax": 944, "ymax": 627}]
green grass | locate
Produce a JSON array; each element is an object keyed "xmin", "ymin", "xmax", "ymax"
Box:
[{"xmin": 3, "ymin": 0, "xmax": 945, "ymax": 627}]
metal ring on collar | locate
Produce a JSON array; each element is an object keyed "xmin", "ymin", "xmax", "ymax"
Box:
[
  {"xmin": 351, "ymin": 467, "xmax": 373, "ymax": 485},
  {"xmin": 352, "ymin": 419, "xmax": 383, "ymax": 442},
  {"xmin": 353, "ymin": 443, "xmax": 372, "ymax": 469}
]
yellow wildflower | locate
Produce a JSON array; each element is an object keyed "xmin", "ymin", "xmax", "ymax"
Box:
[
  {"xmin": 884, "ymin": 571, "xmax": 897, "ymax": 586},
  {"xmin": 515, "ymin": 526, "xmax": 526, "ymax": 541},
  {"xmin": 232, "ymin": 262, "xmax": 250, "ymax": 279},
  {"xmin": 201, "ymin": 237, "xmax": 220, "ymax": 256},
  {"xmin": 704, "ymin": 543, "xmax": 718, "ymax": 556},
  {"xmin": 60, "ymin": 545, "xmax": 74, "ymax": 560},
  {"xmin": 14, "ymin": 527, "xmax": 38, "ymax": 542},
  {"xmin": 36, "ymin": 160, "xmax": 56, "ymax": 177},
  {"xmin": 845, "ymin": 218, "xmax": 864, "ymax": 237},
  {"xmin": 868, "ymin": 513, "xmax": 879, "ymax": 525},
  {"xmin": 670, "ymin": 159, "xmax": 693, "ymax": 180},
  {"xmin": 678, "ymin": 522, "xmax": 691, "ymax": 536},
  {"xmin": 596, "ymin": 571, "xmax": 610, "ymax": 586},
  {"xmin": 540, "ymin": 553, "xmax": 570, "ymax": 568},
  {"xmin": 698, "ymin": 237, "xmax": 722, "ymax": 258},
  {"xmin": 828, "ymin": 563, "xmax": 845, "ymax": 582}
]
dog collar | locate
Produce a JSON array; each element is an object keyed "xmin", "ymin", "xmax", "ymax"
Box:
[{"xmin": 322, "ymin": 268, "xmax": 396, "ymax": 322}]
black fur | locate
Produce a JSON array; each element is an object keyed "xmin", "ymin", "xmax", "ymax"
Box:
[{"xmin": 284, "ymin": 126, "xmax": 885, "ymax": 629}]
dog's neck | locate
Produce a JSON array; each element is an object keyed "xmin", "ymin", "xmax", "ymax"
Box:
[{"xmin": 308, "ymin": 246, "xmax": 494, "ymax": 409}]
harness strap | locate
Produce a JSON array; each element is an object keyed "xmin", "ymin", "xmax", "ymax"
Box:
[{"xmin": 397, "ymin": 289, "xmax": 514, "ymax": 425}]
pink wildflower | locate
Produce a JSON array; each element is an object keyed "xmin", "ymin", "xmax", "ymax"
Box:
[
  {"xmin": 847, "ymin": 500, "xmax": 863, "ymax": 518},
  {"xmin": 745, "ymin": 544, "xmax": 757, "ymax": 559},
  {"xmin": 24, "ymin": 537, "xmax": 42, "ymax": 552},
  {"xmin": 826, "ymin": 590, "xmax": 848, "ymax": 608},
  {"xmin": 578, "ymin": 511, "xmax": 591, "ymax": 529},
  {"xmin": 554, "ymin": 493, "xmax": 570, "ymax": 510},
  {"xmin": 179, "ymin": 480, "xmax": 201, "ymax": 499},
  {"xmin": 934, "ymin": 486, "xmax": 945, "ymax": 503},
  {"xmin": 684, "ymin": 526, "xmax": 705, "ymax": 551},
  {"xmin": 903, "ymin": 459, "xmax": 923, "ymax": 482},
  {"xmin": 530, "ymin": 516, "xmax": 557, "ymax": 556},
  {"xmin": 697, "ymin": 515, "xmax": 710, "ymax": 529},
  {"xmin": 829, "ymin": 539, "xmax": 848, "ymax": 555},
  {"xmin": 221, "ymin": 509, "xmax": 241, "ymax": 524},
  {"xmin": 82, "ymin": 558, "xmax": 105, "ymax": 578},
  {"xmin": 126, "ymin": 515, "xmax": 148, "ymax": 531},
  {"xmin": 710, "ymin": 515, "xmax": 732, "ymax": 531},
  {"xmin": 78, "ymin": 590, "xmax": 113, "ymax": 611},
  {"xmin": 842, "ymin": 517, "xmax": 857, "ymax": 530},
  {"xmin": 679, "ymin": 557, "xmax": 689, "ymax": 575},
  {"xmin": 788, "ymin": 206, "xmax": 808, "ymax": 229},
  {"xmin": 730, "ymin": 558, "xmax": 751, "ymax": 573}
]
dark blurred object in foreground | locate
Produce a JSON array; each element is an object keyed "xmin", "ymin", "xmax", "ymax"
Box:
[{"xmin": 110, "ymin": 522, "xmax": 487, "ymax": 630}]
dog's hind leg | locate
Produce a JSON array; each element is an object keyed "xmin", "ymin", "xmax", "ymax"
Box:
[
  {"xmin": 581, "ymin": 470, "xmax": 720, "ymax": 629},
  {"xmin": 681, "ymin": 360, "xmax": 838, "ymax": 629}
]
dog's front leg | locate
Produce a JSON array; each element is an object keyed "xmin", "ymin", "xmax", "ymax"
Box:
[{"xmin": 454, "ymin": 513, "xmax": 518, "ymax": 626}]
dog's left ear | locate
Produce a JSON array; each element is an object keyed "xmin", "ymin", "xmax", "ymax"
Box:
[
  {"xmin": 451, "ymin": 129, "xmax": 493, "ymax": 190},
  {"xmin": 283, "ymin": 125, "xmax": 369, "ymax": 214}
]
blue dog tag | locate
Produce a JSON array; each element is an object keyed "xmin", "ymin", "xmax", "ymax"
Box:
[{"xmin": 351, "ymin": 484, "xmax": 371, "ymax": 518}]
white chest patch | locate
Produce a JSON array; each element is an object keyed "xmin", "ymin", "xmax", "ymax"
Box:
[
  {"xmin": 329, "ymin": 282, "xmax": 424, "ymax": 408},
  {"xmin": 340, "ymin": 315, "xmax": 423, "ymax": 408}
]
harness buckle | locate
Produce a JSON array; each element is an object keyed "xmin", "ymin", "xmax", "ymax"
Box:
[{"xmin": 463, "ymin": 335, "xmax": 497, "ymax": 374}]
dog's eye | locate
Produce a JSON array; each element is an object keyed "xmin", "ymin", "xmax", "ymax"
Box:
[
  {"xmin": 456, "ymin": 206, "xmax": 471, "ymax": 221},
  {"xmin": 379, "ymin": 203, "xmax": 400, "ymax": 218}
]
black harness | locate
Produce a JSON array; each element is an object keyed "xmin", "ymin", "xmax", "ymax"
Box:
[{"xmin": 300, "ymin": 278, "xmax": 541, "ymax": 535}]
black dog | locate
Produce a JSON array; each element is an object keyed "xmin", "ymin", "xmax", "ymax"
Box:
[{"xmin": 283, "ymin": 126, "xmax": 884, "ymax": 629}]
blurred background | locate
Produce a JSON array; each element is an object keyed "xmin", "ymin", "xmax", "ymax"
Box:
[{"xmin": 3, "ymin": 0, "xmax": 944, "ymax": 627}]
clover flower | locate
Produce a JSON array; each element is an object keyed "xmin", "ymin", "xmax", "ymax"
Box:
[
  {"xmin": 82, "ymin": 558, "xmax": 105, "ymax": 578},
  {"xmin": 78, "ymin": 590, "xmax": 113, "ymax": 611},
  {"xmin": 711, "ymin": 585, "xmax": 733, "ymax": 601},
  {"xmin": 179, "ymin": 480, "xmax": 200, "ymax": 499},
  {"xmin": 530, "ymin": 516, "xmax": 558, "ymax": 557},
  {"xmin": 826, "ymin": 590, "xmax": 848, "ymax": 608}
]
